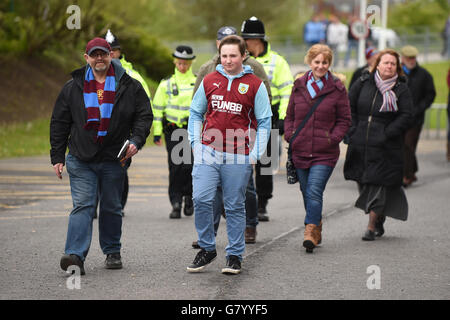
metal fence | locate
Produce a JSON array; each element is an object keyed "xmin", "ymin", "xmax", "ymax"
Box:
[{"xmin": 423, "ymin": 104, "xmax": 449, "ymax": 140}]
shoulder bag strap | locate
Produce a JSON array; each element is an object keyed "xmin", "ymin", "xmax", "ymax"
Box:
[{"xmin": 288, "ymin": 93, "xmax": 328, "ymax": 158}]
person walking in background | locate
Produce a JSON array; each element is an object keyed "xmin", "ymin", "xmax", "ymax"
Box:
[
  {"xmin": 50, "ymin": 37, "xmax": 152, "ymax": 275},
  {"xmin": 241, "ymin": 16, "xmax": 294, "ymax": 222},
  {"xmin": 447, "ymin": 68, "xmax": 450, "ymax": 161},
  {"xmin": 303, "ymin": 15, "xmax": 327, "ymax": 47},
  {"xmin": 326, "ymin": 15, "xmax": 348, "ymax": 68},
  {"xmin": 344, "ymin": 49, "xmax": 413, "ymax": 241},
  {"xmin": 153, "ymin": 46, "xmax": 196, "ymax": 219},
  {"xmin": 284, "ymin": 44, "xmax": 351, "ymax": 253},
  {"xmin": 187, "ymin": 35, "xmax": 271, "ymax": 274},
  {"xmin": 349, "ymin": 47, "xmax": 379, "ymax": 89},
  {"xmin": 191, "ymin": 26, "xmax": 272, "ymax": 246},
  {"xmin": 106, "ymin": 30, "xmax": 152, "ymax": 99},
  {"xmin": 400, "ymin": 45, "xmax": 436, "ymax": 187},
  {"xmin": 104, "ymin": 29, "xmax": 153, "ymax": 217},
  {"xmin": 344, "ymin": 16, "xmax": 359, "ymax": 68}
]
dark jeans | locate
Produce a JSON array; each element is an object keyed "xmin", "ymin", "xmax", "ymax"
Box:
[
  {"xmin": 296, "ymin": 165, "xmax": 334, "ymax": 226},
  {"xmin": 65, "ymin": 153, "xmax": 126, "ymax": 261},
  {"xmin": 404, "ymin": 124, "xmax": 422, "ymax": 179},
  {"xmin": 255, "ymin": 133, "xmax": 273, "ymax": 202},
  {"xmin": 164, "ymin": 124, "xmax": 193, "ymax": 205}
]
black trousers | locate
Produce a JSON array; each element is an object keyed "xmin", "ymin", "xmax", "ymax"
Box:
[
  {"xmin": 403, "ymin": 124, "xmax": 422, "ymax": 179},
  {"xmin": 255, "ymin": 103, "xmax": 281, "ymax": 202},
  {"xmin": 164, "ymin": 124, "xmax": 193, "ymax": 205}
]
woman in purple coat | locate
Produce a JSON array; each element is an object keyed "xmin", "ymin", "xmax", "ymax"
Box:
[{"xmin": 284, "ymin": 44, "xmax": 351, "ymax": 253}]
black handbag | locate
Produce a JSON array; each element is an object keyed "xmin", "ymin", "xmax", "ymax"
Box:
[{"xmin": 286, "ymin": 94, "xmax": 328, "ymax": 184}]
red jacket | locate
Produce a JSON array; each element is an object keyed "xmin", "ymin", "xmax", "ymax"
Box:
[{"xmin": 284, "ymin": 71, "xmax": 351, "ymax": 169}]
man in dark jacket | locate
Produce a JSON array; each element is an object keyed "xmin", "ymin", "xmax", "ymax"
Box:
[
  {"xmin": 400, "ymin": 45, "xmax": 436, "ymax": 187},
  {"xmin": 50, "ymin": 37, "xmax": 152, "ymax": 275},
  {"xmin": 349, "ymin": 47, "xmax": 379, "ymax": 90}
]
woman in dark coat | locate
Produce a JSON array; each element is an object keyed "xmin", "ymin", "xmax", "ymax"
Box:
[
  {"xmin": 285, "ymin": 44, "xmax": 351, "ymax": 253},
  {"xmin": 343, "ymin": 49, "xmax": 413, "ymax": 241}
]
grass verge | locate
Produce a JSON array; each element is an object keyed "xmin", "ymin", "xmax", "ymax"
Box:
[{"xmin": 0, "ymin": 118, "xmax": 51, "ymax": 159}]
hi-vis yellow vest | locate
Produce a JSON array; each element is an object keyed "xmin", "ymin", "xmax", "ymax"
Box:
[
  {"xmin": 152, "ymin": 68, "xmax": 196, "ymax": 136},
  {"xmin": 255, "ymin": 44, "xmax": 293, "ymax": 120}
]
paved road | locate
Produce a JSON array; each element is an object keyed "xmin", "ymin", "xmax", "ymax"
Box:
[{"xmin": 0, "ymin": 139, "xmax": 449, "ymax": 301}]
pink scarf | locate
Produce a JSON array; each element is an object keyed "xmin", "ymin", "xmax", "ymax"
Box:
[{"xmin": 374, "ymin": 71, "xmax": 398, "ymax": 112}]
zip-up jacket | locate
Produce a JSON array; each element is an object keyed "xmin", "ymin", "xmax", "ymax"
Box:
[
  {"xmin": 50, "ymin": 59, "xmax": 153, "ymax": 165},
  {"xmin": 284, "ymin": 71, "xmax": 351, "ymax": 169},
  {"xmin": 343, "ymin": 71, "xmax": 413, "ymax": 187}
]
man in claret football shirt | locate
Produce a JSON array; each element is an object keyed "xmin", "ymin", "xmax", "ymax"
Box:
[{"xmin": 187, "ymin": 35, "xmax": 271, "ymax": 275}]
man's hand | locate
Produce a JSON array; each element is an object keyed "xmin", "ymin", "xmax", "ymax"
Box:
[
  {"xmin": 120, "ymin": 143, "xmax": 138, "ymax": 166},
  {"xmin": 53, "ymin": 163, "xmax": 64, "ymax": 179},
  {"xmin": 154, "ymin": 136, "xmax": 162, "ymax": 146}
]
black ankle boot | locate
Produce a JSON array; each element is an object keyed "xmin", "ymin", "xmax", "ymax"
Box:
[
  {"xmin": 169, "ymin": 202, "xmax": 181, "ymax": 219},
  {"xmin": 375, "ymin": 215, "xmax": 386, "ymax": 237},
  {"xmin": 183, "ymin": 196, "xmax": 194, "ymax": 216}
]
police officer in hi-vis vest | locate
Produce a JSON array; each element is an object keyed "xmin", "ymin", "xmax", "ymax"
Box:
[
  {"xmin": 241, "ymin": 17, "xmax": 294, "ymax": 221},
  {"xmin": 153, "ymin": 46, "xmax": 196, "ymax": 219}
]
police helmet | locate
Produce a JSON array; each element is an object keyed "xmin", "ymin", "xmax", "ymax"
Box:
[{"xmin": 241, "ymin": 16, "xmax": 265, "ymax": 40}]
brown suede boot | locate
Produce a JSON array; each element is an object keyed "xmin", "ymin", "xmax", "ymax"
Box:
[
  {"xmin": 317, "ymin": 221, "xmax": 323, "ymax": 245},
  {"xmin": 303, "ymin": 224, "xmax": 321, "ymax": 253}
]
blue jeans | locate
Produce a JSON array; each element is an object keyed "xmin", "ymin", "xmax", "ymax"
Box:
[
  {"xmin": 192, "ymin": 146, "xmax": 252, "ymax": 259},
  {"xmin": 65, "ymin": 153, "xmax": 126, "ymax": 261},
  {"xmin": 296, "ymin": 165, "xmax": 334, "ymax": 226},
  {"xmin": 212, "ymin": 168, "xmax": 258, "ymax": 233}
]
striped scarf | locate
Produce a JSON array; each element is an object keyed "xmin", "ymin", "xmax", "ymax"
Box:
[
  {"xmin": 306, "ymin": 71, "xmax": 328, "ymax": 99},
  {"xmin": 374, "ymin": 70, "xmax": 398, "ymax": 112},
  {"xmin": 83, "ymin": 64, "xmax": 116, "ymax": 143}
]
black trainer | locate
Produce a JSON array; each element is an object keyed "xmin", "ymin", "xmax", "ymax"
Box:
[
  {"xmin": 221, "ymin": 255, "xmax": 241, "ymax": 275},
  {"xmin": 187, "ymin": 249, "xmax": 217, "ymax": 272},
  {"xmin": 105, "ymin": 253, "xmax": 123, "ymax": 269},
  {"xmin": 60, "ymin": 254, "xmax": 85, "ymax": 275}
]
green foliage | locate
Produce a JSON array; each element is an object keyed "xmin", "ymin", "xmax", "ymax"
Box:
[
  {"xmin": 113, "ymin": 28, "xmax": 173, "ymax": 81},
  {"xmin": 0, "ymin": 0, "xmax": 173, "ymax": 81},
  {"xmin": 389, "ymin": 0, "xmax": 450, "ymax": 34}
]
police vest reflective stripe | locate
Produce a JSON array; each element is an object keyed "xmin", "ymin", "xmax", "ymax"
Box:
[
  {"xmin": 255, "ymin": 45, "xmax": 293, "ymax": 120},
  {"xmin": 152, "ymin": 68, "xmax": 196, "ymax": 136},
  {"xmin": 266, "ymin": 54, "xmax": 277, "ymax": 82}
]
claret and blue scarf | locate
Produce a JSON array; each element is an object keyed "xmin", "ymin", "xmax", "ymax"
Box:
[
  {"xmin": 306, "ymin": 71, "xmax": 328, "ymax": 99},
  {"xmin": 83, "ymin": 65, "xmax": 116, "ymax": 143}
]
